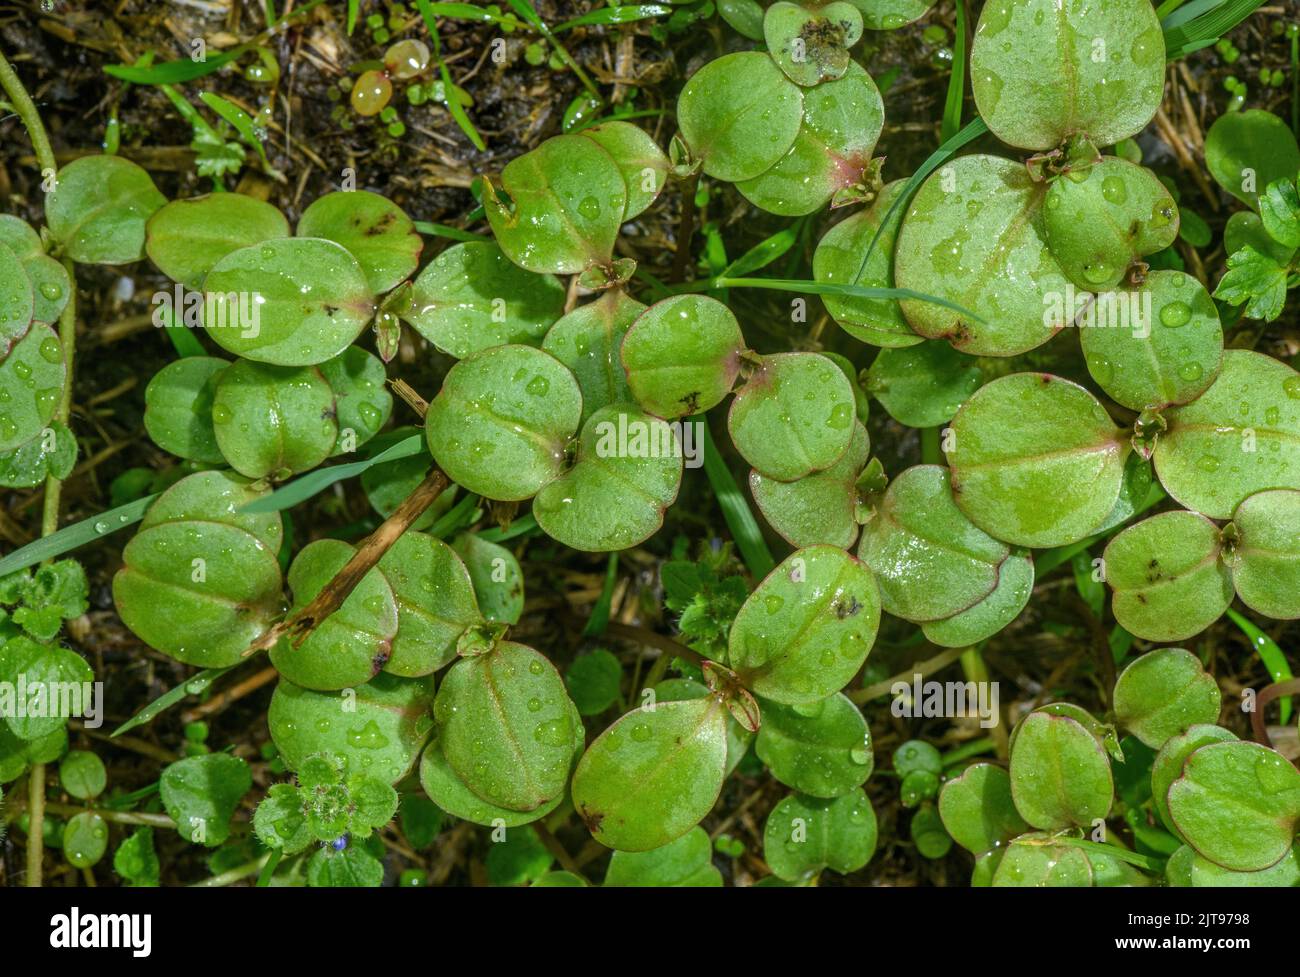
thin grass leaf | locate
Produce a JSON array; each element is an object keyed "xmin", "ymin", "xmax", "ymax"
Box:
[
  {"xmin": 154, "ymin": 300, "xmax": 208, "ymax": 358},
  {"xmin": 554, "ymin": 4, "xmax": 673, "ymax": 32},
  {"xmin": 199, "ymin": 91, "xmax": 271, "ymax": 168},
  {"xmin": 940, "ymin": 1, "xmax": 968, "ymax": 143},
  {"xmin": 112, "ymin": 665, "xmax": 235, "ymax": 737},
  {"xmin": 477, "ymin": 513, "xmax": 539, "ymax": 543},
  {"xmin": 715, "ymin": 276, "xmax": 988, "ymax": 324},
  {"xmin": 421, "ymin": 1, "xmax": 513, "ymax": 22},
  {"xmin": 721, "ymin": 226, "xmax": 799, "ymax": 278},
  {"xmin": 697, "ymin": 417, "xmax": 775, "ymax": 579},
  {"xmin": 105, "ymin": 49, "xmax": 245, "ymax": 84},
  {"xmin": 1164, "ymin": 0, "xmax": 1265, "ymax": 58},
  {"xmin": 0, "ymin": 495, "xmax": 159, "ymax": 578},
  {"xmin": 413, "ymin": 220, "xmax": 490, "ymax": 243},
  {"xmin": 240, "ymin": 435, "xmax": 426, "ymax": 514},
  {"xmin": 347, "ymin": 0, "xmax": 360, "ymax": 34},
  {"xmin": 415, "ymin": 0, "xmax": 489, "ymax": 150},
  {"xmin": 1226, "ymin": 608, "xmax": 1294, "ymax": 724},
  {"xmin": 1056, "ymin": 838, "xmax": 1168, "ymax": 873},
  {"xmin": 427, "ymin": 492, "xmax": 482, "ymax": 538},
  {"xmin": 582, "ymin": 553, "xmax": 619, "ymax": 637}
]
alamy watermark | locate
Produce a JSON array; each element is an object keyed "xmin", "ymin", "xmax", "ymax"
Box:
[
  {"xmin": 890, "ymin": 673, "xmax": 1000, "ymax": 728},
  {"xmin": 0, "ymin": 674, "xmax": 103, "ymax": 729},
  {"xmin": 1044, "ymin": 284, "xmax": 1154, "ymax": 338},
  {"xmin": 152, "ymin": 285, "xmax": 262, "ymax": 339},
  {"xmin": 593, "ymin": 412, "xmax": 704, "ymax": 469}
]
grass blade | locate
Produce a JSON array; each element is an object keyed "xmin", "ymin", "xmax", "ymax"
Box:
[
  {"xmin": 582, "ymin": 553, "xmax": 619, "ymax": 637},
  {"xmin": 697, "ymin": 417, "xmax": 775, "ymax": 579},
  {"xmin": 721, "ymin": 226, "xmax": 799, "ymax": 278},
  {"xmin": 413, "ymin": 220, "xmax": 490, "ymax": 243},
  {"xmin": 0, "ymin": 494, "xmax": 158, "ymax": 578},
  {"xmin": 1226, "ymin": 608, "xmax": 1293, "ymax": 724},
  {"xmin": 112, "ymin": 665, "xmax": 235, "ymax": 737},
  {"xmin": 240, "ymin": 435, "xmax": 425, "ymax": 513},
  {"xmin": 554, "ymin": 4, "xmax": 672, "ymax": 32},
  {"xmin": 714, "ymin": 276, "xmax": 987, "ymax": 325},
  {"xmin": 1163, "ymin": 0, "xmax": 1265, "ymax": 59},
  {"xmin": 940, "ymin": 0, "xmax": 968, "ymax": 143}
]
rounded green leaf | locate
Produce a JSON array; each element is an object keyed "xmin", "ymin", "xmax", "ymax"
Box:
[
  {"xmin": 572, "ymin": 697, "xmax": 728, "ymax": 851},
  {"xmin": 1103, "ymin": 510, "xmax": 1232, "ymax": 642},
  {"xmin": 865, "ymin": 340, "xmax": 983, "ymax": 428},
  {"xmin": 407, "ymin": 242, "xmax": 566, "ymax": 358},
  {"xmin": 1112, "ymin": 648, "xmax": 1222, "ymax": 749},
  {"xmin": 846, "ymin": 0, "xmax": 935, "ymax": 30},
  {"xmin": 922, "ymin": 550, "xmax": 1034, "ymax": 648},
  {"xmin": 751, "ymin": 420, "xmax": 869, "ymax": 549},
  {"xmin": 542, "ymin": 290, "xmax": 645, "ymax": 424},
  {"xmin": 728, "ymin": 352, "xmax": 856, "ymax": 481},
  {"xmin": 63, "ymin": 811, "xmax": 109, "ymax": 868},
  {"xmin": 59, "ymin": 750, "xmax": 107, "ymax": 800},
  {"xmin": 991, "ymin": 833, "xmax": 1093, "ymax": 886},
  {"xmin": 202, "ymin": 238, "xmax": 375, "ymax": 366},
  {"xmin": 143, "ymin": 356, "xmax": 228, "ymax": 463},
  {"xmin": 604, "ymin": 826, "xmax": 722, "ymax": 886},
  {"xmin": 1151, "ymin": 723, "xmax": 1238, "ymax": 838},
  {"xmin": 895, "ymin": 155, "xmax": 1069, "ymax": 356},
  {"xmin": 24, "ymin": 253, "xmax": 70, "ymax": 327},
  {"xmin": 1079, "ymin": 270, "xmax": 1223, "ymax": 410},
  {"xmin": 1043, "ymin": 157, "xmax": 1178, "ymax": 291},
  {"xmin": 860, "ymin": 464, "xmax": 1008, "ymax": 622},
  {"xmin": 317, "ymin": 345, "xmax": 392, "ymax": 455},
  {"xmin": 451, "ymin": 533, "xmax": 525, "ymax": 625},
  {"xmin": 1204, "ymin": 109, "xmax": 1300, "ymax": 209},
  {"xmin": 729, "ymin": 545, "xmax": 880, "ymax": 704},
  {"xmin": 1189, "ymin": 842, "xmax": 1300, "ymax": 887},
  {"xmin": 0, "ymin": 323, "xmax": 65, "ymax": 453},
  {"xmin": 938, "ymin": 763, "xmax": 1029, "ymax": 855},
  {"xmin": 1167, "ymin": 740, "xmax": 1300, "ymax": 872},
  {"xmin": 46, "ymin": 155, "xmax": 166, "ymax": 264},
  {"xmin": 271, "ymin": 538, "xmax": 398, "ymax": 690},
  {"xmin": 1229, "ymin": 488, "xmax": 1300, "ymax": 619},
  {"xmin": 578, "ymin": 121, "xmax": 669, "ymax": 221},
  {"xmin": 484, "ymin": 134, "xmax": 626, "ymax": 275},
  {"xmin": 947, "ymin": 372, "xmax": 1126, "ymax": 547},
  {"xmin": 813, "ymin": 179, "xmax": 922, "ymax": 347},
  {"xmin": 0, "ymin": 419, "xmax": 75, "ymax": 490},
  {"xmin": 435, "ymin": 641, "xmax": 575, "ymax": 812},
  {"xmin": 1009, "ymin": 710, "xmax": 1113, "ymax": 830},
  {"xmin": 1, "ymin": 217, "xmax": 68, "ymax": 328},
  {"xmin": 297, "ymin": 190, "xmax": 421, "ymax": 294},
  {"xmin": 146, "ymin": 193, "xmax": 290, "ymax": 288},
  {"xmin": 565, "ymin": 648, "xmax": 623, "ymax": 716},
  {"xmin": 736, "ymin": 61, "xmax": 883, "ymax": 216},
  {"xmin": 534, "ymin": 403, "xmax": 682, "ymax": 552},
  {"xmin": 755, "ymin": 692, "xmax": 872, "ymax": 798},
  {"xmin": 419, "ymin": 734, "xmax": 567, "ymax": 828},
  {"xmin": 764, "ymin": 1, "xmax": 863, "ymax": 87},
  {"xmin": 676, "ymin": 51, "xmax": 804, "ymax": 182},
  {"xmin": 378, "ymin": 532, "xmax": 481, "ymax": 676},
  {"xmin": 621, "ymin": 295, "xmax": 745, "ymax": 419},
  {"xmin": 762, "ymin": 788, "xmax": 877, "ymax": 881},
  {"xmin": 268, "ymin": 673, "xmax": 435, "ymax": 785},
  {"xmin": 425, "ymin": 344, "xmax": 582, "ymax": 501},
  {"xmin": 211, "ymin": 359, "xmax": 337, "ymax": 479},
  {"xmin": 114, "ymin": 473, "xmax": 284, "ymax": 668},
  {"xmin": 970, "ymin": 0, "xmax": 1164, "ymax": 151},
  {"xmin": 0, "ymin": 243, "xmax": 34, "ymax": 355},
  {"xmin": 1155, "ymin": 351, "xmax": 1300, "ymax": 520}
]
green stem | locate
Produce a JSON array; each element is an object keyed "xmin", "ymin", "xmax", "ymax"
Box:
[
  {"xmin": 959, "ymin": 647, "xmax": 1007, "ymax": 759},
  {"xmin": 256, "ymin": 848, "xmax": 283, "ymax": 887},
  {"xmin": 0, "ymin": 49, "xmax": 57, "ymax": 174},
  {"xmin": 1056, "ymin": 837, "xmax": 1166, "ymax": 874}
]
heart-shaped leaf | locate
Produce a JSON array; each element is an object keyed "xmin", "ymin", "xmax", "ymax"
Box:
[
  {"xmin": 317, "ymin": 346, "xmax": 392, "ymax": 455},
  {"xmin": 1167, "ymin": 740, "xmax": 1300, "ymax": 872},
  {"xmin": 378, "ymin": 531, "xmax": 481, "ymax": 676},
  {"xmin": 865, "ymin": 340, "xmax": 983, "ymax": 428},
  {"xmin": 534, "ymin": 403, "xmax": 683, "ymax": 552},
  {"xmin": 1112, "ymin": 648, "xmax": 1222, "ymax": 750},
  {"xmin": 271, "ymin": 538, "xmax": 398, "ymax": 690},
  {"xmin": 113, "ymin": 473, "xmax": 284, "ymax": 667},
  {"xmin": 1043, "ymin": 157, "xmax": 1178, "ymax": 290},
  {"xmin": 435, "ymin": 641, "xmax": 576, "ymax": 812},
  {"xmin": 578, "ymin": 121, "xmax": 669, "ymax": 221},
  {"xmin": 202, "ymin": 238, "xmax": 375, "ymax": 366},
  {"xmin": 676, "ymin": 51, "xmax": 805, "ymax": 182},
  {"xmin": 211, "ymin": 359, "xmax": 338, "ymax": 479},
  {"xmin": 268, "ymin": 672, "xmax": 435, "ymax": 785},
  {"xmin": 484, "ymin": 134, "xmax": 626, "ymax": 275},
  {"xmin": 542, "ymin": 290, "xmax": 645, "ymax": 424},
  {"xmin": 860, "ymin": 464, "xmax": 1008, "ymax": 622},
  {"xmin": 764, "ymin": 1, "xmax": 863, "ymax": 86},
  {"xmin": 451, "ymin": 533, "xmax": 525, "ymax": 625},
  {"xmin": 938, "ymin": 763, "xmax": 1029, "ymax": 855},
  {"xmin": 970, "ymin": 0, "xmax": 1164, "ymax": 151},
  {"xmin": 143, "ymin": 356, "xmax": 228, "ymax": 464},
  {"xmin": 991, "ymin": 833, "xmax": 1094, "ymax": 886},
  {"xmin": 922, "ymin": 549, "xmax": 1034, "ymax": 648},
  {"xmin": 755, "ymin": 692, "xmax": 872, "ymax": 798},
  {"xmin": 1009, "ymin": 710, "xmax": 1113, "ymax": 830},
  {"xmin": 146, "ymin": 193, "xmax": 289, "ymax": 288},
  {"xmin": 0, "ymin": 323, "xmax": 65, "ymax": 453},
  {"xmin": 1204, "ymin": 108, "xmax": 1300, "ymax": 209},
  {"xmin": 425, "ymin": 344, "xmax": 582, "ymax": 501},
  {"xmin": 762, "ymin": 788, "xmax": 877, "ymax": 881},
  {"xmin": 1228, "ymin": 488, "xmax": 1300, "ymax": 619},
  {"xmin": 736, "ymin": 60, "xmax": 883, "ymax": 216},
  {"xmin": 728, "ymin": 352, "xmax": 856, "ymax": 481},
  {"xmin": 750, "ymin": 420, "xmax": 869, "ymax": 549},
  {"xmin": 1103, "ymin": 510, "xmax": 1233, "ymax": 642},
  {"xmin": 46, "ymin": 155, "xmax": 167, "ymax": 264},
  {"xmin": 572, "ymin": 697, "xmax": 728, "ymax": 851},
  {"xmin": 947, "ymin": 372, "xmax": 1126, "ymax": 547},
  {"xmin": 729, "ymin": 545, "xmax": 880, "ymax": 704},
  {"xmin": 894, "ymin": 155, "xmax": 1069, "ymax": 356},
  {"xmin": 1151, "ymin": 724, "xmax": 1238, "ymax": 838},
  {"xmin": 813, "ymin": 179, "xmax": 922, "ymax": 347},
  {"xmin": 407, "ymin": 242, "xmax": 566, "ymax": 358},
  {"xmin": 297, "ymin": 190, "xmax": 421, "ymax": 294},
  {"xmin": 1080, "ymin": 270, "xmax": 1223, "ymax": 411},
  {"xmin": 604, "ymin": 826, "xmax": 722, "ymax": 886},
  {"xmin": 1155, "ymin": 350, "xmax": 1300, "ymax": 519},
  {"xmin": 159, "ymin": 754, "xmax": 251, "ymax": 848},
  {"xmin": 621, "ymin": 295, "xmax": 745, "ymax": 419}
]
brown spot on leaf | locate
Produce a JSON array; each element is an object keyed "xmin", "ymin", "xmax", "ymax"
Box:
[
  {"xmin": 833, "ymin": 594, "xmax": 862, "ymax": 619},
  {"xmin": 578, "ymin": 804, "xmax": 604, "ymax": 834}
]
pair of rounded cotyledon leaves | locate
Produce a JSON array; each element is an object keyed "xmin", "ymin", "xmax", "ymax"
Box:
[{"xmin": 939, "ymin": 648, "xmax": 1300, "ymax": 885}]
